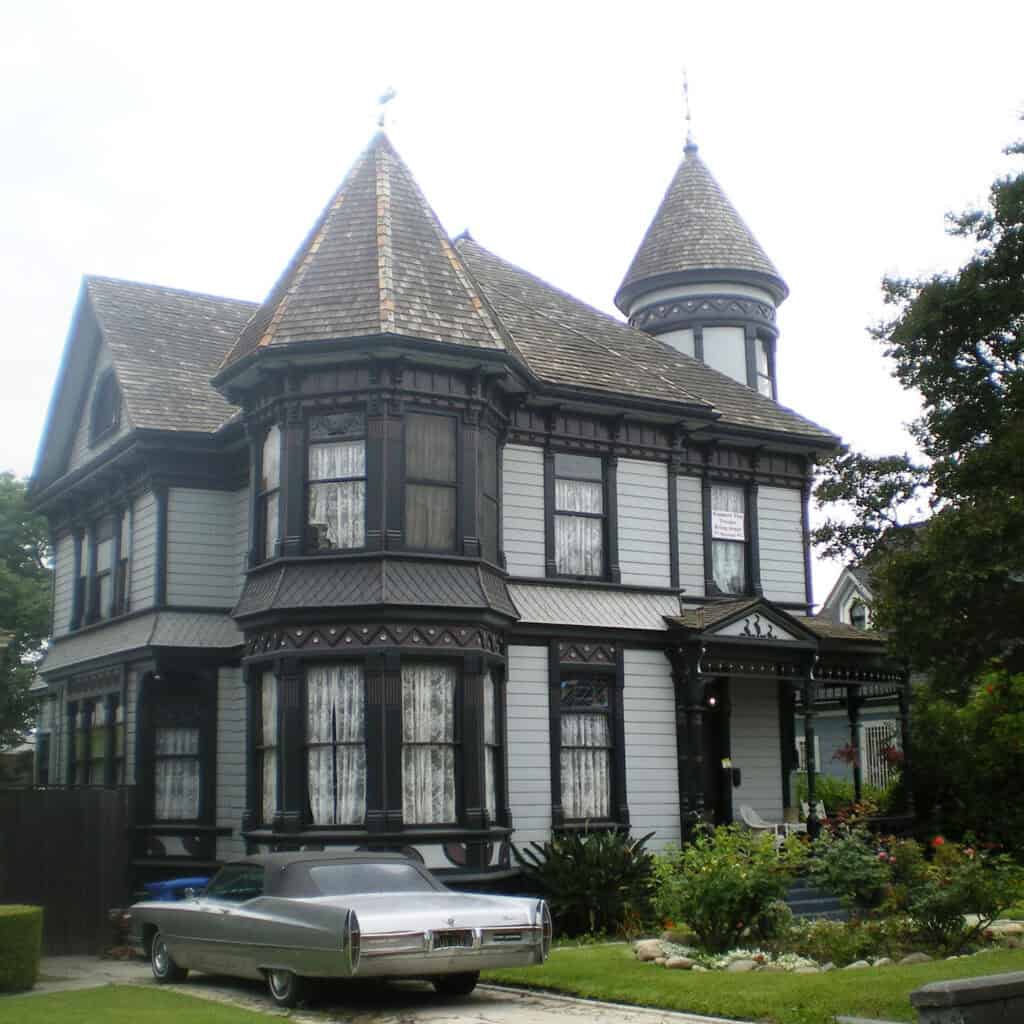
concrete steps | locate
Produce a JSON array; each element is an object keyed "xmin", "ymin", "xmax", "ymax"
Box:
[{"xmin": 785, "ymin": 876, "xmax": 848, "ymax": 921}]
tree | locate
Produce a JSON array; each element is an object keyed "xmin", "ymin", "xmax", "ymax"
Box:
[
  {"xmin": 0, "ymin": 473, "xmax": 51, "ymax": 747},
  {"xmin": 814, "ymin": 129, "xmax": 1024, "ymax": 699}
]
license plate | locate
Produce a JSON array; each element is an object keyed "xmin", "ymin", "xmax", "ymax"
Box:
[{"xmin": 433, "ymin": 929, "xmax": 473, "ymax": 950}]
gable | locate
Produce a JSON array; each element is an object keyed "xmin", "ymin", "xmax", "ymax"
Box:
[
  {"xmin": 65, "ymin": 339, "xmax": 132, "ymax": 475},
  {"xmin": 706, "ymin": 605, "xmax": 809, "ymax": 643}
]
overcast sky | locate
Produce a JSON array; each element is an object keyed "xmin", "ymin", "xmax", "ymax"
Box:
[{"xmin": 2, "ymin": 1, "xmax": 1021, "ymax": 605}]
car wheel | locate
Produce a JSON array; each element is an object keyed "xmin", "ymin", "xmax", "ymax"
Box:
[
  {"xmin": 267, "ymin": 968, "xmax": 305, "ymax": 1008},
  {"xmin": 432, "ymin": 971, "xmax": 479, "ymax": 997},
  {"xmin": 150, "ymin": 931, "xmax": 188, "ymax": 984}
]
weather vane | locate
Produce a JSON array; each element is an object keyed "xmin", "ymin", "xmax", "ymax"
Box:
[
  {"xmin": 683, "ymin": 69, "xmax": 694, "ymax": 148},
  {"xmin": 377, "ymin": 86, "xmax": 397, "ymax": 130}
]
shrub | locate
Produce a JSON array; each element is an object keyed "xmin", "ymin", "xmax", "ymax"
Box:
[
  {"xmin": 750, "ymin": 899, "xmax": 793, "ymax": 942},
  {"xmin": 514, "ymin": 828, "xmax": 655, "ymax": 938},
  {"xmin": 906, "ymin": 839, "xmax": 1024, "ymax": 954},
  {"xmin": 785, "ymin": 915, "xmax": 915, "ymax": 966},
  {"xmin": 0, "ymin": 905, "xmax": 43, "ymax": 992},
  {"xmin": 652, "ymin": 825, "xmax": 806, "ymax": 953},
  {"xmin": 809, "ymin": 828, "xmax": 892, "ymax": 910}
]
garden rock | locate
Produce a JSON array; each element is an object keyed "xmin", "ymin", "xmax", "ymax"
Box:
[
  {"xmin": 873, "ymin": 957, "xmax": 893, "ymax": 967},
  {"xmin": 726, "ymin": 959, "xmax": 758, "ymax": 972},
  {"xmin": 654, "ymin": 957, "xmax": 667, "ymax": 966},
  {"xmin": 844, "ymin": 960, "xmax": 870, "ymax": 969},
  {"xmin": 821, "ymin": 962, "xmax": 835, "ymax": 972},
  {"xmin": 692, "ymin": 964, "xmax": 709, "ymax": 972},
  {"xmin": 899, "ymin": 952, "xmax": 933, "ymax": 965},
  {"xmin": 635, "ymin": 940, "xmax": 663, "ymax": 961},
  {"xmin": 665, "ymin": 957, "xmax": 695, "ymax": 970}
]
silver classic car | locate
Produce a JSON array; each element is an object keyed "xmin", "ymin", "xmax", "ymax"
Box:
[{"xmin": 128, "ymin": 851, "xmax": 551, "ymax": 1007}]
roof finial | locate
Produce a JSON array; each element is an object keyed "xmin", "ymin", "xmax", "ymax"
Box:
[
  {"xmin": 377, "ymin": 86, "xmax": 397, "ymax": 130},
  {"xmin": 683, "ymin": 70, "xmax": 697, "ymax": 156}
]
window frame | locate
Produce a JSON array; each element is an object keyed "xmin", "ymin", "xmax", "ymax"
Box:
[
  {"xmin": 89, "ymin": 371, "xmax": 121, "ymax": 447},
  {"xmin": 707, "ymin": 481, "xmax": 751, "ymax": 597},
  {"xmin": 306, "ymin": 413, "xmax": 368, "ymax": 554},
  {"xmin": 547, "ymin": 644, "xmax": 628, "ymax": 830},
  {"xmin": 258, "ymin": 424, "xmax": 282, "ymax": 563},
  {"xmin": 66, "ymin": 693, "xmax": 123, "ymax": 787},
  {"xmin": 256, "ymin": 670, "xmax": 279, "ymax": 826}
]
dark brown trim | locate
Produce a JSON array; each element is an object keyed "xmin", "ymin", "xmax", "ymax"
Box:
[
  {"xmin": 547, "ymin": 641, "xmax": 563, "ymax": 827},
  {"xmin": 154, "ymin": 486, "xmax": 168, "ymax": 607},
  {"xmin": 747, "ymin": 479, "xmax": 763, "ymax": 597},
  {"xmin": 543, "ymin": 449, "xmax": 556, "ymax": 577},
  {"xmin": 606, "ymin": 455, "xmax": 621, "ymax": 584},
  {"xmin": 612, "ymin": 649, "xmax": 629, "ymax": 826},
  {"xmin": 801, "ymin": 478, "xmax": 814, "ymax": 613},
  {"xmin": 667, "ymin": 455, "xmax": 680, "ymax": 590}
]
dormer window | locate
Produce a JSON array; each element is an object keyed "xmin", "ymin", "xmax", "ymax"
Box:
[
  {"xmin": 850, "ymin": 599, "xmax": 868, "ymax": 629},
  {"xmin": 89, "ymin": 372, "xmax": 121, "ymax": 445}
]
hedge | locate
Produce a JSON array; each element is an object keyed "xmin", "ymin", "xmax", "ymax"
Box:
[{"xmin": 0, "ymin": 905, "xmax": 43, "ymax": 992}]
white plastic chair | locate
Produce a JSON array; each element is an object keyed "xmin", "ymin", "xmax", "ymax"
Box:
[
  {"xmin": 800, "ymin": 800, "xmax": 828, "ymax": 822},
  {"xmin": 739, "ymin": 804, "xmax": 807, "ymax": 839}
]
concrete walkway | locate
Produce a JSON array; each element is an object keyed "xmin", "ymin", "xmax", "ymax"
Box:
[{"xmin": 15, "ymin": 956, "xmax": 744, "ymax": 1024}]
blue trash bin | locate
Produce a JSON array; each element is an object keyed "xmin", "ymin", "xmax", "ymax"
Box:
[{"xmin": 143, "ymin": 876, "xmax": 210, "ymax": 901}]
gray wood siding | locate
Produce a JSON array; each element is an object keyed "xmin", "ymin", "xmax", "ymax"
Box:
[
  {"xmin": 502, "ymin": 445, "xmax": 545, "ymax": 578},
  {"xmin": 166, "ymin": 488, "xmax": 239, "ymax": 607},
  {"xmin": 758, "ymin": 486, "xmax": 806, "ymax": 604},
  {"xmin": 67, "ymin": 343, "xmax": 130, "ymax": 474},
  {"xmin": 506, "ymin": 645, "xmax": 551, "ymax": 846},
  {"xmin": 623, "ymin": 648, "xmax": 680, "ymax": 850},
  {"xmin": 52, "ymin": 532, "xmax": 75, "ymax": 637},
  {"xmin": 677, "ymin": 474, "xmax": 705, "ymax": 597},
  {"xmin": 124, "ymin": 668, "xmax": 139, "ymax": 786},
  {"xmin": 617, "ymin": 460, "xmax": 671, "ymax": 587},
  {"xmin": 233, "ymin": 488, "xmax": 250, "ymax": 599},
  {"xmin": 216, "ymin": 667, "xmax": 247, "ymax": 861},
  {"xmin": 130, "ymin": 492, "xmax": 157, "ymax": 610},
  {"xmin": 730, "ymin": 678, "xmax": 784, "ymax": 822}
]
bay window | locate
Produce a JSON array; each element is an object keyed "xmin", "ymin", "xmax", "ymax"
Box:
[
  {"xmin": 711, "ymin": 484, "xmax": 747, "ymax": 595},
  {"xmin": 405, "ymin": 413, "xmax": 457, "ymax": 552},
  {"xmin": 306, "ymin": 663, "xmax": 367, "ymax": 825},
  {"xmin": 154, "ymin": 727, "xmax": 201, "ymax": 821},
  {"xmin": 554, "ymin": 454, "xmax": 605, "ymax": 577},
  {"xmin": 92, "ymin": 516, "xmax": 114, "ymax": 620},
  {"xmin": 260, "ymin": 425, "xmax": 281, "ymax": 561},
  {"xmin": 307, "ymin": 415, "xmax": 366, "ymax": 551},
  {"xmin": 483, "ymin": 669, "xmax": 499, "ymax": 820},
  {"xmin": 401, "ymin": 661, "xmax": 457, "ymax": 824},
  {"xmin": 559, "ymin": 676, "xmax": 612, "ymax": 819},
  {"xmin": 479, "ymin": 431, "xmax": 499, "ymax": 564},
  {"xmin": 755, "ymin": 337, "xmax": 774, "ymax": 398}
]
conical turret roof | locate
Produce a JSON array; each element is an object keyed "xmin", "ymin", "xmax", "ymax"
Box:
[
  {"xmin": 615, "ymin": 142, "xmax": 787, "ymax": 314},
  {"xmin": 220, "ymin": 133, "xmax": 505, "ymax": 372}
]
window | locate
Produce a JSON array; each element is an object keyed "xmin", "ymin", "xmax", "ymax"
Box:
[
  {"xmin": 554, "ymin": 454, "xmax": 604, "ymax": 577},
  {"xmin": 559, "ymin": 676, "xmax": 612, "ymax": 819},
  {"xmin": 755, "ymin": 338, "xmax": 774, "ymax": 398},
  {"xmin": 849, "ymin": 599, "xmax": 868, "ymax": 629},
  {"xmin": 72, "ymin": 532, "xmax": 87, "ymax": 630},
  {"xmin": 795, "ymin": 734, "xmax": 821, "ymax": 772},
  {"xmin": 70, "ymin": 696, "xmax": 122, "ymax": 786},
  {"xmin": 115, "ymin": 508, "xmax": 130, "ymax": 616},
  {"xmin": 483, "ymin": 669, "xmax": 499, "ymax": 820},
  {"xmin": 703, "ymin": 325, "xmax": 747, "ymax": 386},
  {"xmin": 36, "ymin": 733, "xmax": 50, "ymax": 786},
  {"xmin": 308, "ymin": 414, "xmax": 366, "ymax": 551},
  {"xmin": 92, "ymin": 517, "xmax": 114, "ymax": 621},
  {"xmin": 154, "ymin": 727, "xmax": 200, "ymax": 820},
  {"xmin": 259, "ymin": 425, "xmax": 281, "ymax": 561},
  {"xmin": 401, "ymin": 662, "xmax": 457, "ymax": 824},
  {"xmin": 206, "ymin": 864, "xmax": 264, "ymax": 902},
  {"xmin": 710, "ymin": 484, "xmax": 747, "ymax": 595},
  {"xmin": 405, "ymin": 413, "xmax": 457, "ymax": 551},
  {"xmin": 257, "ymin": 671, "xmax": 278, "ymax": 825},
  {"xmin": 306, "ymin": 664, "xmax": 366, "ymax": 826},
  {"xmin": 479, "ymin": 431, "xmax": 499, "ymax": 564},
  {"xmin": 89, "ymin": 372, "xmax": 121, "ymax": 445}
]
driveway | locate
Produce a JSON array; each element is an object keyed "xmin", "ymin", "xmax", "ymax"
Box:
[{"xmin": 32, "ymin": 956, "xmax": 741, "ymax": 1024}]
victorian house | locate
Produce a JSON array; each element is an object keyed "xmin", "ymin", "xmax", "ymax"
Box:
[{"xmin": 29, "ymin": 133, "xmax": 909, "ymax": 884}]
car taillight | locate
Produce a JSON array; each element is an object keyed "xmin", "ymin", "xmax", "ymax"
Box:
[
  {"xmin": 343, "ymin": 909, "xmax": 361, "ymax": 975},
  {"xmin": 535, "ymin": 900, "xmax": 552, "ymax": 960}
]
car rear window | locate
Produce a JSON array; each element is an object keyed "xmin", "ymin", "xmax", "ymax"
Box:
[{"xmin": 308, "ymin": 862, "xmax": 437, "ymax": 896}]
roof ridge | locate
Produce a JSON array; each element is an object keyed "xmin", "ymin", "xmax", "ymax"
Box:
[
  {"xmin": 85, "ymin": 275, "xmax": 257, "ymax": 308},
  {"xmin": 376, "ymin": 143, "xmax": 396, "ymax": 334}
]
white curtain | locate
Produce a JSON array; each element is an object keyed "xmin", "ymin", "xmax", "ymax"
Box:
[
  {"xmin": 712, "ymin": 540, "xmax": 746, "ymax": 594},
  {"xmin": 560, "ymin": 713, "xmax": 610, "ymax": 819},
  {"xmin": 308, "ymin": 442, "xmax": 366, "ymax": 550},
  {"xmin": 555, "ymin": 479, "xmax": 603, "ymax": 575},
  {"xmin": 402, "ymin": 663, "xmax": 456, "ymax": 824},
  {"xmin": 154, "ymin": 727, "xmax": 200, "ymax": 820},
  {"xmin": 263, "ymin": 492, "xmax": 279, "ymax": 561},
  {"xmin": 307, "ymin": 664, "xmax": 366, "ymax": 825},
  {"xmin": 262, "ymin": 425, "xmax": 281, "ymax": 490},
  {"xmin": 483, "ymin": 670, "xmax": 498, "ymax": 818},
  {"xmin": 261, "ymin": 672, "xmax": 278, "ymax": 824}
]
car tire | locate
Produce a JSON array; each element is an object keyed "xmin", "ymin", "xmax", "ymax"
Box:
[
  {"xmin": 432, "ymin": 971, "xmax": 479, "ymax": 997},
  {"xmin": 267, "ymin": 968, "xmax": 305, "ymax": 1008},
  {"xmin": 150, "ymin": 931, "xmax": 188, "ymax": 984}
]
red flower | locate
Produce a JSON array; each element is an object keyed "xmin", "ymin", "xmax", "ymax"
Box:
[{"xmin": 932, "ymin": 836, "xmax": 945, "ymax": 847}]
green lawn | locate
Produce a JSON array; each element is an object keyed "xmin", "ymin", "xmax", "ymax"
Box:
[
  {"xmin": 484, "ymin": 945, "xmax": 1024, "ymax": 1024},
  {"xmin": 0, "ymin": 986, "xmax": 273, "ymax": 1024}
]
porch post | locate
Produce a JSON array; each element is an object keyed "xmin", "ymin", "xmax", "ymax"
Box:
[
  {"xmin": 686, "ymin": 674, "xmax": 706, "ymax": 830},
  {"xmin": 847, "ymin": 687, "xmax": 863, "ymax": 804},
  {"xmin": 897, "ymin": 673, "xmax": 915, "ymax": 816},
  {"xmin": 667, "ymin": 644, "xmax": 703, "ymax": 841},
  {"xmin": 802, "ymin": 667, "xmax": 821, "ymax": 838}
]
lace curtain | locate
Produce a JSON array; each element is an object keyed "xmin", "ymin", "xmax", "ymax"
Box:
[
  {"xmin": 402, "ymin": 662, "xmax": 456, "ymax": 824},
  {"xmin": 260, "ymin": 672, "xmax": 278, "ymax": 824},
  {"xmin": 307, "ymin": 664, "xmax": 366, "ymax": 825},
  {"xmin": 560, "ymin": 713, "xmax": 610, "ymax": 819},
  {"xmin": 308, "ymin": 442, "xmax": 366, "ymax": 550},
  {"xmin": 555, "ymin": 479, "xmax": 603, "ymax": 576},
  {"xmin": 483, "ymin": 670, "xmax": 498, "ymax": 818},
  {"xmin": 711, "ymin": 485, "xmax": 746, "ymax": 594},
  {"xmin": 154, "ymin": 727, "xmax": 200, "ymax": 820},
  {"xmin": 262, "ymin": 426, "xmax": 281, "ymax": 561}
]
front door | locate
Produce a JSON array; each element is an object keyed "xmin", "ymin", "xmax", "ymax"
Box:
[{"xmin": 701, "ymin": 682, "xmax": 732, "ymax": 824}]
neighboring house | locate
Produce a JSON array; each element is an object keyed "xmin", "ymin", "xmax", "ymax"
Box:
[{"xmin": 28, "ymin": 133, "xmax": 907, "ymax": 884}]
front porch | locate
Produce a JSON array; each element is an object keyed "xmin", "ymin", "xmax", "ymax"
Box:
[{"xmin": 664, "ymin": 598, "xmax": 912, "ymax": 838}]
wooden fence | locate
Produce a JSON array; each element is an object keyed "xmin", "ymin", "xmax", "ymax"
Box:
[{"xmin": 0, "ymin": 786, "xmax": 136, "ymax": 955}]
